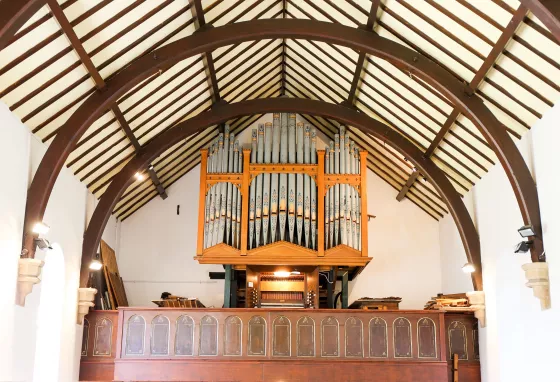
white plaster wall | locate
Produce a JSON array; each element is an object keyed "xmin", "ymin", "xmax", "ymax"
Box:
[
  {"xmin": 0, "ymin": 102, "xmax": 30, "ymax": 382},
  {"xmin": 118, "ymin": 166, "xmax": 225, "ymax": 307},
  {"xmin": 0, "ymin": 102, "xmax": 117, "ymax": 382},
  {"xmin": 439, "ymin": 104, "xmax": 560, "ymax": 381},
  {"xmin": 349, "ymin": 170, "xmax": 442, "ymax": 309}
]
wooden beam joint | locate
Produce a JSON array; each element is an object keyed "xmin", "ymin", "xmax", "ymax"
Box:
[{"xmin": 396, "ymin": 170, "xmax": 420, "ymax": 201}]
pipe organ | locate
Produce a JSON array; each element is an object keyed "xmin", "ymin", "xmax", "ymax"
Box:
[{"xmin": 196, "ymin": 113, "xmax": 371, "ymax": 268}]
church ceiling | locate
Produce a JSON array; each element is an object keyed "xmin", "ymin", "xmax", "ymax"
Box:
[{"xmin": 1, "ymin": 0, "xmax": 558, "ymax": 221}]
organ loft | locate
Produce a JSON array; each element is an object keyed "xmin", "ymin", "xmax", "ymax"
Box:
[{"xmin": 196, "ymin": 112, "xmax": 370, "ymax": 309}]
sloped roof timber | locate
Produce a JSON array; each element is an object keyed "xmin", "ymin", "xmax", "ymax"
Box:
[{"xmin": 2, "ymin": 1, "xmax": 558, "ymax": 269}]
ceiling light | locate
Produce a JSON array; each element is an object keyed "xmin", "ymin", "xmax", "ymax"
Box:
[
  {"xmin": 291, "ymin": 271, "xmax": 301, "ymax": 275},
  {"xmin": 135, "ymin": 172, "xmax": 145, "ymax": 181},
  {"xmin": 518, "ymin": 224, "xmax": 536, "ymax": 238},
  {"xmin": 462, "ymin": 263, "xmax": 475, "ymax": 273},
  {"xmin": 148, "ymin": 165, "xmax": 154, "ymax": 171},
  {"xmin": 273, "ymin": 271, "xmax": 291, "ymax": 277},
  {"xmin": 514, "ymin": 240, "xmax": 533, "ymax": 254},
  {"xmin": 34, "ymin": 238, "xmax": 52, "ymax": 251},
  {"xmin": 32, "ymin": 222, "xmax": 50, "ymax": 235}
]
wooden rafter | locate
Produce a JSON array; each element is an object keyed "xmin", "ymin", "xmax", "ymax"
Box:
[
  {"xmin": 189, "ymin": 0, "xmax": 222, "ymax": 106},
  {"xmin": 396, "ymin": 4, "xmax": 528, "ymax": 202},
  {"xmin": 82, "ymin": 97, "xmax": 482, "ymax": 290},
  {"xmin": 47, "ymin": 0, "xmax": 167, "ymax": 199},
  {"xmin": 346, "ymin": 0, "xmax": 380, "ymax": 105}
]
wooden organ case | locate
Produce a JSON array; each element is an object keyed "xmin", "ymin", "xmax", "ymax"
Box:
[{"xmin": 196, "ymin": 112, "xmax": 371, "ymax": 308}]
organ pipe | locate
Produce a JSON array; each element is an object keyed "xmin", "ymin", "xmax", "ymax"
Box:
[{"xmin": 199, "ymin": 117, "xmax": 366, "ymax": 257}]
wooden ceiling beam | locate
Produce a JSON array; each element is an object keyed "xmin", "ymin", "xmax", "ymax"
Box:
[
  {"xmin": 189, "ymin": 0, "xmax": 222, "ymax": 106},
  {"xmin": 21, "ymin": 18, "xmax": 542, "ymax": 268},
  {"xmin": 281, "ymin": 0, "xmax": 287, "ymax": 95},
  {"xmin": 82, "ymin": 97, "xmax": 482, "ymax": 290},
  {"xmin": 346, "ymin": 0, "xmax": 380, "ymax": 106},
  {"xmin": 0, "ymin": 0, "xmax": 46, "ymax": 51},
  {"xmin": 397, "ymin": 4, "xmax": 528, "ymax": 202},
  {"xmin": 48, "ymin": 0, "xmax": 167, "ymax": 199},
  {"xmin": 519, "ymin": 0, "xmax": 560, "ymax": 44}
]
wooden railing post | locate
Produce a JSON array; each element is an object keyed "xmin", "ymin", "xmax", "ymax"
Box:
[
  {"xmin": 317, "ymin": 150, "xmax": 325, "ymax": 256},
  {"xmin": 196, "ymin": 149, "xmax": 208, "ymax": 256},
  {"xmin": 240, "ymin": 149, "xmax": 251, "ymax": 255}
]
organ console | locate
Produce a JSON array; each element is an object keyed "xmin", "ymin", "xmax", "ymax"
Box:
[{"xmin": 195, "ymin": 112, "xmax": 371, "ymax": 269}]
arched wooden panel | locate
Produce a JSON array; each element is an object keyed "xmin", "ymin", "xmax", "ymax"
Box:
[
  {"xmin": 150, "ymin": 315, "xmax": 170, "ymax": 356},
  {"xmin": 345, "ymin": 317, "xmax": 363, "ymax": 357},
  {"xmin": 448, "ymin": 321, "xmax": 468, "ymax": 360},
  {"xmin": 224, "ymin": 316, "xmax": 242, "ymax": 356},
  {"xmin": 473, "ymin": 321, "xmax": 480, "ymax": 361},
  {"xmin": 125, "ymin": 315, "xmax": 145, "ymax": 356},
  {"xmin": 272, "ymin": 316, "xmax": 291, "ymax": 357},
  {"xmin": 199, "ymin": 315, "xmax": 218, "ymax": 356},
  {"xmin": 81, "ymin": 318, "xmax": 89, "ymax": 356},
  {"xmin": 393, "ymin": 317, "xmax": 412, "ymax": 358},
  {"xmin": 93, "ymin": 317, "xmax": 113, "ymax": 357},
  {"xmin": 369, "ymin": 317, "xmax": 388, "ymax": 358},
  {"xmin": 417, "ymin": 318, "xmax": 437, "ymax": 359},
  {"xmin": 175, "ymin": 315, "xmax": 194, "ymax": 356},
  {"xmin": 248, "ymin": 315, "xmax": 266, "ymax": 356},
  {"xmin": 321, "ymin": 316, "xmax": 339, "ymax": 357},
  {"xmin": 297, "ymin": 316, "xmax": 315, "ymax": 357}
]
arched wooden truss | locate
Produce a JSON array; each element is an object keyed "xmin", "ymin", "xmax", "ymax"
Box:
[
  {"xmin": 2, "ymin": 1, "xmax": 558, "ymax": 278},
  {"xmin": 81, "ymin": 97, "xmax": 483, "ymax": 290}
]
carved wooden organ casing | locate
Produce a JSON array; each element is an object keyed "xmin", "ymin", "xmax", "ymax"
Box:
[{"xmin": 196, "ymin": 113, "xmax": 371, "ymax": 267}]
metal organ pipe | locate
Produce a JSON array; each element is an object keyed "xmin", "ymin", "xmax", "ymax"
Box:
[
  {"xmin": 202, "ymin": 118, "xmax": 363, "ymax": 254},
  {"xmin": 324, "ymin": 128, "xmax": 362, "ymax": 251},
  {"xmin": 203, "ymin": 127, "xmax": 242, "ymax": 249}
]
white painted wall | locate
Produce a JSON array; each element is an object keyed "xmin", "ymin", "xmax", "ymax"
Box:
[
  {"xmin": 439, "ymin": 104, "xmax": 560, "ymax": 381},
  {"xmin": 349, "ymin": 170, "xmax": 442, "ymax": 309},
  {"xmin": 0, "ymin": 102, "xmax": 118, "ymax": 382},
  {"xmin": 119, "ymin": 114, "xmax": 442, "ymax": 309}
]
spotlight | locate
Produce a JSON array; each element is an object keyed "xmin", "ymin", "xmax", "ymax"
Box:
[
  {"xmin": 34, "ymin": 238, "xmax": 52, "ymax": 251},
  {"xmin": 518, "ymin": 224, "xmax": 536, "ymax": 238},
  {"xmin": 273, "ymin": 271, "xmax": 291, "ymax": 277},
  {"xmin": 514, "ymin": 240, "xmax": 533, "ymax": 254},
  {"xmin": 462, "ymin": 263, "xmax": 475, "ymax": 273},
  {"xmin": 89, "ymin": 253, "xmax": 103, "ymax": 271},
  {"xmin": 135, "ymin": 172, "xmax": 145, "ymax": 181},
  {"xmin": 32, "ymin": 222, "xmax": 50, "ymax": 235},
  {"xmin": 148, "ymin": 165, "xmax": 154, "ymax": 171}
]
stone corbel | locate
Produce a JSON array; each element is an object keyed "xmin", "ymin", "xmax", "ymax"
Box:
[
  {"xmin": 522, "ymin": 262, "xmax": 551, "ymax": 310},
  {"xmin": 467, "ymin": 291, "xmax": 486, "ymax": 328},
  {"xmin": 77, "ymin": 287, "xmax": 97, "ymax": 324},
  {"xmin": 16, "ymin": 258, "xmax": 45, "ymax": 306}
]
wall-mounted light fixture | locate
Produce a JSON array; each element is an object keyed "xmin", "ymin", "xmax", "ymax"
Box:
[
  {"xmin": 34, "ymin": 238, "xmax": 52, "ymax": 251},
  {"xmin": 514, "ymin": 240, "xmax": 533, "ymax": 254},
  {"xmin": 518, "ymin": 224, "xmax": 536, "ymax": 238},
  {"xmin": 89, "ymin": 253, "xmax": 103, "ymax": 271},
  {"xmin": 462, "ymin": 263, "xmax": 475, "ymax": 273},
  {"xmin": 32, "ymin": 222, "xmax": 50, "ymax": 235}
]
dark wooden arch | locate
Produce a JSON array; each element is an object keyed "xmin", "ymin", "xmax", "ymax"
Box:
[
  {"xmin": 0, "ymin": 0, "xmax": 45, "ymax": 51},
  {"xmin": 81, "ymin": 98, "xmax": 483, "ymax": 290},
  {"xmin": 20, "ymin": 18, "xmax": 544, "ymax": 262},
  {"xmin": 520, "ymin": 0, "xmax": 560, "ymax": 43}
]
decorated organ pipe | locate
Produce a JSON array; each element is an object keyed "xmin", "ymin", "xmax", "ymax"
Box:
[
  {"xmin": 203, "ymin": 127, "xmax": 243, "ymax": 249},
  {"xmin": 197, "ymin": 116, "xmax": 369, "ymax": 263}
]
